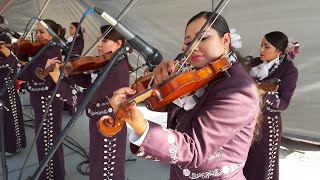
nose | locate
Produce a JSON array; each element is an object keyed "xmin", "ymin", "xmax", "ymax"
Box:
[
  {"xmin": 97, "ymin": 40, "xmax": 102, "ymax": 48},
  {"xmin": 35, "ymin": 31, "xmax": 40, "ymax": 39},
  {"xmin": 259, "ymin": 46, "xmax": 264, "ymax": 54}
]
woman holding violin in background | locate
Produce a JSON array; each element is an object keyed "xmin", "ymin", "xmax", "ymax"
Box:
[
  {"xmin": 12, "ymin": 19, "xmax": 66, "ymax": 180},
  {"xmin": 244, "ymin": 31, "xmax": 299, "ymax": 180},
  {"xmin": 0, "ymin": 14, "xmax": 27, "ymax": 155},
  {"xmin": 109, "ymin": 11, "xmax": 260, "ymax": 179},
  {"xmin": 46, "ymin": 25, "xmax": 131, "ymax": 180},
  {"xmin": 62, "ymin": 22, "xmax": 90, "ymax": 115}
]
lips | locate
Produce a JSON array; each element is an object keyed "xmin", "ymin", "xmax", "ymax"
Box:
[{"xmin": 192, "ymin": 55, "xmax": 202, "ymax": 61}]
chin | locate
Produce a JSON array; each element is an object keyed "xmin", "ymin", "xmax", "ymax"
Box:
[{"xmin": 260, "ymin": 56, "xmax": 267, "ymax": 61}]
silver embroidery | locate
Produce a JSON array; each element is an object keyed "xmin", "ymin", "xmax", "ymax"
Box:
[
  {"xmin": 207, "ymin": 147, "xmax": 224, "ymax": 161},
  {"xmin": 267, "ymin": 115, "xmax": 279, "ymax": 180},
  {"xmin": 5, "ymin": 78, "xmax": 22, "ymax": 149},
  {"xmin": 103, "ymin": 138, "xmax": 117, "ymax": 180},
  {"xmin": 180, "ymin": 162, "xmax": 245, "ymax": 179},
  {"xmin": 162, "ymin": 126, "xmax": 178, "ymax": 164}
]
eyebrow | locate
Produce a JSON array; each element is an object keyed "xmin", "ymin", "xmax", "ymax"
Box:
[{"xmin": 185, "ymin": 30, "xmax": 211, "ymax": 40}]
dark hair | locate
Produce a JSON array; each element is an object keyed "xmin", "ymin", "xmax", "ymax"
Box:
[
  {"xmin": 265, "ymin": 31, "xmax": 288, "ymax": 52},
  {"xmin": 57, "ymin": 24, "xmax": 66, "ymax": 41},
  {"xmin": 100, "ymin": 25, "xmax": 125, "ymax": 44},
  {"xmin": 42, "ymin": 19, "xmax": 64, "ymax": 39},
  {"xmin": 187, "ymin": 11, "xmax": 230, "ymax": 39},
  {"xmin": 100, "ymin": 25, "xmax": 133, "ymax": 71},
  {"xmin": 0, "ymin": 15, "xmax": 4, "ymax": 24},
  {"xmin": 71, "ymin": 22, "xmax": 83, "ymax": 37}
]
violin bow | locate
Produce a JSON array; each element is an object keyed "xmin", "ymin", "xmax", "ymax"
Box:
[{"xmin": 176, "ymin": 0, "xmax": 230, "ymax": 73}]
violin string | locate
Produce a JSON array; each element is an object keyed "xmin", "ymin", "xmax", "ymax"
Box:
[{"xmin": 176, "ymin": 0, "xmax": 230, "ymax": 73}]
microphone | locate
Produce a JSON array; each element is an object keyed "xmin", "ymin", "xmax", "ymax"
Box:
[
  {"xmin": 0, "ymin": 24, "xmax": 21, "ymax": 39},
  {"xmin": 94, "ymin": 7, "xmax": 162, "ymax": 70},
  {"xmin": 39, "ymin": 20, "xmax": 69, "ymax": 51}
]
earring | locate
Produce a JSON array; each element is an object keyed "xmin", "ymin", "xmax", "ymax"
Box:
[{"xmin": 224, "ymin": 49, "xmax": 229, "ymax": 56}]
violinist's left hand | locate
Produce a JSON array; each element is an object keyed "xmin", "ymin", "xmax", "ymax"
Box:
[
  {"xmin": 0, "ymin": 41, "xmax": 11, "ymax": 57},
  {"xmin": 46, "ymin": 57, "xmax": 61, "ymax": 83},
  {"xmin": 110, "ymin": 87, "xmax": 147, "ymax": 136}
]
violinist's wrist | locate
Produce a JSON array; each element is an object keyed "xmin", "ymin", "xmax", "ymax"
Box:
[
  {"xmin": 49, "ymin": 71, "xmax": 60, "ymax": 84},
  {"xmin": 0, "ymin": 46, "xmax": 11, "ymax": 57},
  {"xmin": 131, "ymin": 119, "xmax": 148, "ymax": 136}
]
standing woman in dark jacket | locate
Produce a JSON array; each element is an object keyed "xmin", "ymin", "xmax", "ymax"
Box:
[
  {"xmin": 244, "ymin": 31, "xmax": 299, "ymax": 180},
  {"xmin": 63, "ymin": 22, "xmax": 90, "ymax": 114},
  {"xmin": 47, "ymin": 25, "xmax": 131, "ymax": 180},
  {"xmin": 0, "ymin": 15, "xmax": 27, "ymax": 155},
  {"xmin": 64, "ymin": 22, "xmax": 84, "ymax": 61},
  {"xmin": 18, "ymin": 19, "xmax": 66, "ymax": 180}
]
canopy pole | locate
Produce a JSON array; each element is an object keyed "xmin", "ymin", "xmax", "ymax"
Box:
[
  {"xmin": 0, "ymin": 0, "xmax": 12, "ymax": 14},
  {"xmin": 26, "ymin": 0, "xmax": 51, "ymax": 37}
]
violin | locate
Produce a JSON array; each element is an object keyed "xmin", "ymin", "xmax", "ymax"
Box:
[
  {"xmin": 4, "ymin": 40, "xmax": 48, "ymax": 58},
  {"xmin": 97, "ymin": 57, "xmax": 231, "ymax": 137},
  {"xmin": 130, "ymin": 60, "xmax": 191, "ymax": 93},
  {"xmin": 260, "ymin": 78, "xmax": 281, "ymax": 92},
  {"xmin": 35, "ymin": 52, "xmax": 114, "ymax": 80}
]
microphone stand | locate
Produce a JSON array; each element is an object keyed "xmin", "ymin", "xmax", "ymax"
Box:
[
  {"xmin": 0, "ymin": 100, "xmax": 8, "ymax": 180},
  {"xmin": 0, "ymin": 40, "xmax": 54, "ymax": 98},
  {"xmin": 29, "ymin": 42, "xmax": 133, "ymax": 180}
]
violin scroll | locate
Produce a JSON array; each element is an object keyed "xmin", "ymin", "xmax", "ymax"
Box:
[{"xmin": 97, "ymin": 101, "xmax": 136, "ymax": 137}]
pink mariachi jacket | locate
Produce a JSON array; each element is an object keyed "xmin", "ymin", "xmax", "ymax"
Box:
[{"xmin": 131, "ymin": 61, "xmax": 260, "ymax": 179}]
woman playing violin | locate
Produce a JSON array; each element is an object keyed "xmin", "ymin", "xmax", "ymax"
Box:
[
  {"xmin": 0, "ymin": 14, "xmax": 27, "ymax": 155},
  {"xmin": 47, "ymin": 25, "xmax": 131, "ymax": 180},
  {"xmin": 244, "ymin": 31, "xmax": 299, "ymax": 180},
  {"xmin": 109, "ymin": 11, "xmax": 260, "ymax": 180},
  {"xmin": 62, "ymin": 22, "xmax": 89, "ymax": 115},
  {"xmin": 15, "ymin": 19, "xmax": 66, "ymax": 180}
]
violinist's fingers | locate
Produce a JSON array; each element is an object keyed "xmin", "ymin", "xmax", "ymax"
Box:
[
  {"xmin": 109, "ymin": 93, "xmax": 127, "ymax": 112},
  {"xmin": 126, "ymin": 103, "xmax": 147, "ymax": 136},
  {"xmin": 167, "ymin": 60, "xmax": 176, "ymax": 73},
  {"xmin": 153, "ymin": 60, "xmax": 175, "ymax": 84},
  {"xmin": 153, "ymin": 61, "xmax": 167, "ymax": 84},
  {"xmin": 45, "ymin": 59, "xmax": 60, "ymax": 69},
  {"xmin": 144, "ymin": 68, "xmax": 149, "ymax": 75},
  {"xmin": 112, "ymin": 87, "xmax": 136, "ymax": 96}
]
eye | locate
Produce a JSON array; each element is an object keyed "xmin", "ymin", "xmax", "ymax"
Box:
[
  {"xmin": 200, "ymin": 37, "xmax": 209, "ymax": 41},
  {"xmin": 184, "ymin": 40, "xmax": 191, "ymax": 46}
]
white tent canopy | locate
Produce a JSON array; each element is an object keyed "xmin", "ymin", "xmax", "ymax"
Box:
[{"xmin": 1, "ymin": 0, "xmax": 319, "ymax": 143}]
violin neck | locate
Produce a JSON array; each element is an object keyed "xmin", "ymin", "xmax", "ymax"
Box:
[
  {"xmin": 58, "ymin": 63, "xmax": 66, "ymax": 68},
  {"xmin": 4, "ymin": 44, "xmax": 13, "ymax": 48}
]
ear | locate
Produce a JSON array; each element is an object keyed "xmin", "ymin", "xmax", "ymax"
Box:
[
  {"xmin": 223, "ymin": 33, "xmax": 231, "ymax": 49},
  {"xmin": 116, "ymin": 39, "xmax": 123, "ymax": 49},
  {"xmin": 276, "ymin": 49, "xmax": 283, "ymax": 57}
]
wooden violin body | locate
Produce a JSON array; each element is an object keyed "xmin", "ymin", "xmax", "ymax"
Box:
[
  {"xmin": 260, "ymin": 78, "xmax": 281, "ymax": 92},
  {"xmin": 97, "ymin": 58, "xmax": 231, "ymax": 137},
  {"xmin": 35, "ymin": 52, "xmax": 114, "ymax": 80},
  {"xmin": 5, "ymin": 40, "xmax": 48, "ymax": 58}
]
